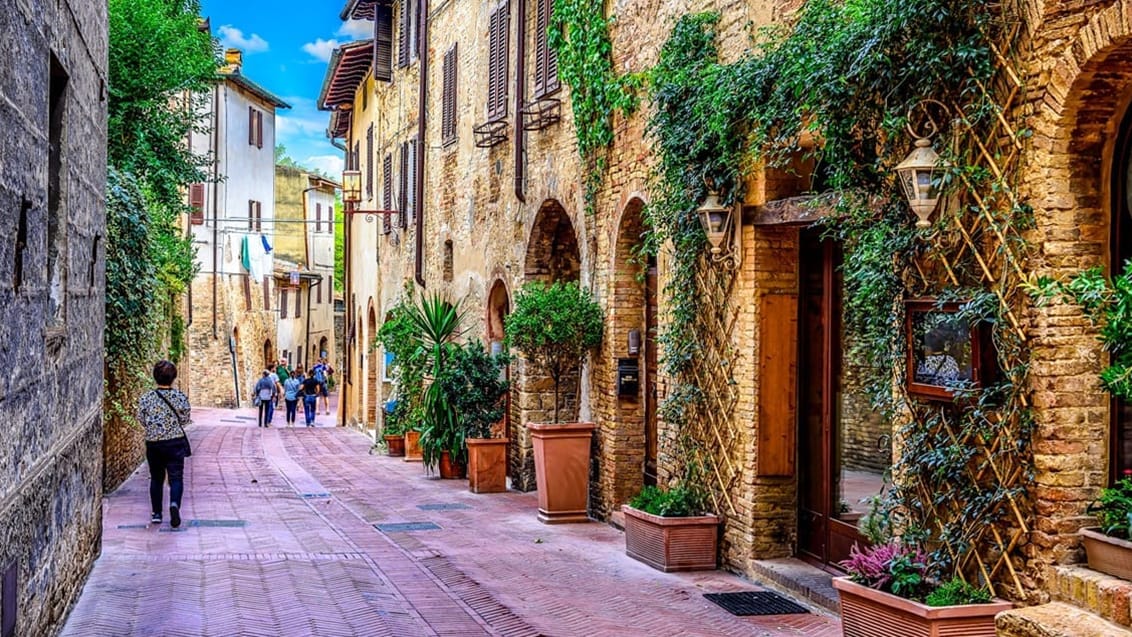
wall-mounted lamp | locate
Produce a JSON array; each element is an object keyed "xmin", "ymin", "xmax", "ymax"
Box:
[
  {"xmin": 895, "ymin": 100, "xmax": 951, "ymax": 229},
  {"xmin": 341, "ymin": 169, "xmax": 396, "ymax": 223},
  {"xmin": 696, "ymin": 190, "xmax": 741, "ymax": 270}
]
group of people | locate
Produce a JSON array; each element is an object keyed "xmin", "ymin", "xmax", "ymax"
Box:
[{"xmin": 252, "ymin": 357, "xmax": 334, "ymax": 428}]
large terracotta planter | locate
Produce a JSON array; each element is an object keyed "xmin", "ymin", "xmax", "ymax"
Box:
[
  {"xmin": 403, "ymin": 430, "xmax": 422, "ymax": 462},
  {"xmin": 1080, "ymin": 527, "xmax": 1132, "ymax": 580},
  {"xmin": 621, "ymin": 505, "xmax": 719, "ymax": 572},
  {"xmin": 466, "ymin": 438, "xmax": 508, "ymax": 493},
  {"xmin": 833, "ymin": 577, "xmax": 1011, "ymax": 637},
  {"xmin": 438, "ymin": 451, "xmax": 467, "ymax": 479},
  {"xmin": 384, "ymin": 434, "xmax": 405, "ymax": 457},
  {"xmin": 528, "ymin": 422, "xmax": 595, "ymax": 524}
]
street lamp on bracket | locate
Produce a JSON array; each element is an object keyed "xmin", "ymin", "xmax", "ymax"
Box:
[
  {"xmin": 341, "ymin": 169, "xmax": 397, "ymax": 223},
  {"xmin": 696, "ymin": 189, "xmax": 741, "ymax": 270},
  {"xmin": 895, "ymin": 100, "xmax": 951, "ymax": 229}
]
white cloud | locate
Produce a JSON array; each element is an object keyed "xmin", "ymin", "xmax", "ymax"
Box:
[
  {"xmin": 337, "ymin": 20, "xmax": 372, "ymax": 40},
  {"xmin": 305, "ymin": 155, "xmax": 345, "ymax": 177},
  {"xmin": 217, "ymin": 25, "xmax": 269, "ymax": 54},
  {"xmin": 276, "ymin": 114, "xmax": 328, "ymax": 139},
  {"xmin": 302, "ymin": 38, "xmax": 341, "ymax": 63}
]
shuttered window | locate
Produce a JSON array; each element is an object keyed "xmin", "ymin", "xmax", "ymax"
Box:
[
  {"xmin": 281, "ymin": 288, "xmax": 289, "ymax": 319},
  {"xmin": 317, "ymin": 280, "xmax": 323, "ymax": 304},
  {"xmin": 398, "ymin": 142, "xmax": 408, "ymax": 229},
  {"xmin": 263, "ymin": 276, "xmax": 270, "ymax": 310},
  {"xmin": 295, "ymin": 286, "xmax": 302, "ymax": 318},
  {"xmin": 248, "ymin": 200, "xmax": 255, "ymax": 230},
  {"xmin": 248, "ymin": 107, "xmax": 263, "ymax": 148},
  {"xmin": 243, "ymin": 275, "xmax": 252, "ymax": 310},
  {"xmin": 487, "ymin": 2, "xmax": 510, "ymax": 121},
  {"xmin": 407, "ymin": 138, "xmax": 417, "ymax": 225},
  {"xmin": 189, "ymin": 183, "xmax": 205, "ymax": 225},
  {"xmin": 442, "ymin": 44, "xmax": 458, "ymax": 145},
  {"xmin": 315, "ymin": 203, "xmax": 322, "ymax": 232},
  {"xmin": 374, "ymin": 4, "xmax": 393, "ymax": 81},
  {"xmin": 534, "ymin": 0, "xmax": 559, "ymax": 97},
  {"xmin": 249, "ymin": 200, "xmax": 262, "ymax": 232},
  {"xmin": 383, "ymin": 153, "xmax": 393, "ymax": 235},
  {"xmin": 366, "ymin": 124, "xmax": 374, "ymax": 199},
  {"xmin": 398, "ymin": 0, "xmax": 418, "ymax": 68}
]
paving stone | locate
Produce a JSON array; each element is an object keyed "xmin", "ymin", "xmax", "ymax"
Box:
[{"xmin": 61, "ymin": 405, "xmax": 841, "ymax": 636}]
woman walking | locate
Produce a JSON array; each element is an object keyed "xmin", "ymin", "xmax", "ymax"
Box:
[
  {"xmin": 283, "ymin": 369, "xmax": 303, "ymax": 426},
  {"xmin": 252, "ymin": 370, "xmax": 276, "ymax": 427},
  {"xmin": 137, "ymin": 360, "xmax": 192, "ymax": 528}
]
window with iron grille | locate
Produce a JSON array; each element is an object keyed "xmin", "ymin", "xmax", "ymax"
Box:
[
  {"xmin": 487, "ymin": 2, "xmax": 510, "ymax": 122},
  {"xmin": 442, "ymin": 44, "xmax": 458, "ymax": 145},
  {"xmin": 533, "ymin": 0, "xmax": 559, "ymax": 97}
]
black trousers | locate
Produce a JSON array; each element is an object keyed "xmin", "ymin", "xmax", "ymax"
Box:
[{"xmin": 146, "ymin": 437, "xmax": 186, "ymax": 516}]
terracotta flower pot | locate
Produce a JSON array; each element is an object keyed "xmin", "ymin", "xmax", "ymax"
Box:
[
  {"xmin": 622, "ymin": 505, "xmax": 719, "ymax": 572},
  {"xmin": 832, "ymin": 577, "xmax": 1011, "ymax": 637},
  {"xmin": 403, "ymin": 430, "xmax": 422, "ymax": 462},
  {"xmin": 528, "ymin": 422, "xmax": 595, "ymax": 524},
  {"xmin": 384, "ymin": 434, "xmax": 405, "ymax": 457},
  {"xmin": 466, "ymin": 438, "xmax": 508, "ymax": 493},
  {"xmin": 438, "ymin": 450, "xmax": 467, "ymax": 479},
  {"xmin": 1080, "ymin": 527, "xmax": 1132, "ymax": 580}
]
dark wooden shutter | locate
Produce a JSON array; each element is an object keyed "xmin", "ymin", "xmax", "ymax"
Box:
[
  {"xmin": 538, "ymin": 0, "xmax": 558, "ymax": 96},
  {"xmin": 255, "ymin": 201, "xmax": 263, "ymax": 232},
  {"xmin": 366, "ymin": 124, "xmax": 374, "ymax": 199},
  {"xmin": 398, "ymin": 142, "xmax": 408, "ymax": 229},
  {"xmin": 374, "ymin": 4, "xmax": 394, "ymax": 81},
  {"xmin": 248, "ymin": 200, "xmax": 255, "ymax": 230},
  {"xmin": 398, "ymin": 0, "xmax": 411, "ymax": 68},
  {"xmin": 256, "ymin": 110, "xmax": 264, "ymax": 148},
  {"xmin": 248, "ymin": 106, "xmax": 256, "ymax": 145},
  {"xmin": 315, "ymin": 203, "xmax": 322, "ymax": 232},
  {"xmin": 407, "ymin": 138, "xmax": 417, "ymax": 224},
  {"xmin": 352, "ymin": 141, "xmax": 360, "ymax": 172},
  {"xmin": 442, "ymin": 45, "xmax": 457, "ymax": 144},
  {"xmin": 243, "ymin": 275, "xmax": 252, "ymax": 310},
  {"xmin": 263, "ymin": 276, "xmax": 270, "ymax": 309},
  {"xmin": 189, "ymin": 183, "xmax": 205, "ymax": 225},
  {"xmin": 281, "ymin": 288, "xmax": 289, "ymax": 319},
  {"xmin": 488, "ymin": 2, "xmax": 510, "ymax": 121},
  {"xmin": 382, "ymin": 153, "xmax": 393, "ymax": 234},
  {"xmin": 295, "ymin": 286, "xmax": 302, "ymax": 318},
  {"xmin": 317, "ymin": 280, "xmax": 323, "ymax": 304}
]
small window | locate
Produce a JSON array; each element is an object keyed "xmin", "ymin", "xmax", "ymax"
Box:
[
  {"xmin": 442, "ymin": 44, "xmax": 458, "ymax": 145},
  {"xmin": 189, "ymin": 183, "xmax": 205, "ymax": 225},
  {"xmin": 487, "ymin": 2, "xmax": 510, "ymax": 121},
  {"xmin": 398, "ymin": 0, "xmax": 420, "ymax": 67},
  {"xmin": 243, "ymin": 275, "xmax": 252, "ymax": 310},
  {"xmin": 248, "ymin": 107, "xmax": 263, "ymax": 148},
  {"xmin": 374, "ymin": 4, "xmax": 394, "ymax": 81},
  {"xmin": 534, "ymin": 0, "xmax": 559, "ymax": 97},
  {"xmin": 281, "ymin": 288, "xmax": 289, "ymax": 319},
  {"xmin": 295, "ymin": 286, "xmax": 302, "ymax": 318},
  {"xmin": 366, "ymin": 124, "xmax": 374, "ymax": 200},
  {"xmin": 383, "ymin": 153, "xmax": 393, "ymax": 234},
  {"xmin": 317, "ymin": 281, "xmax": 323, "ymax": 304},
  {"xmin": 263, "ymin": 276, "xmax": 270, "ymax": 309},
  {"xmin": 315, "ymin": 203, "xmax": 322, "ymax": 233},
  {"xmin": 443, "ymin": 239, "xmax": 454, "ymax": 281}
]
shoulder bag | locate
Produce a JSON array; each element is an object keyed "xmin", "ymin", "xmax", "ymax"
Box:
[{"xmin": 154, "ymin": 390, "xmax": 193, "ymax": 458}]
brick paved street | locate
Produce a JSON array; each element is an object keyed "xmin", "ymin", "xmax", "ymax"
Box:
[{"xmin": 61, "ymin": 403, "xmax": 841, "ymax": 636}]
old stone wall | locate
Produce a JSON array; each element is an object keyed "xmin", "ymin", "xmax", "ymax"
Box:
[{"xmin": 0, "ymin": 0, "xmax": 108, "ymax": 634}]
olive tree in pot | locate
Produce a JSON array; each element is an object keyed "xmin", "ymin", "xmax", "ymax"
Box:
[
  {"xmin": 434, "ymin": 341, "xmax": 510, "ymax": 492},
  {"xmin": 407, "ymin": 293, "xmax": 468, "ymax": 478},
  {"xmin": 505, "ymin": 281, "xmax": 603, "ymax": 523}
]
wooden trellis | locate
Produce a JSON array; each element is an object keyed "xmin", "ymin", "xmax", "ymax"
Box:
[{"xmin": 900, "ymin": 3, "xmax": 1033, "ymax": 600}]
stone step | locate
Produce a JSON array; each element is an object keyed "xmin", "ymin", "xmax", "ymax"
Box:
[
  {"xmin": 996, "ymin": 601, "xmax": 1132, "ymax": 636},
  {"xmin": 1049, "ymin": 564, "xmax": 1132, "ymax": 627},
  {"xmin": 749, "ymin": 557, "xmax": 840, "ymax": 614}
]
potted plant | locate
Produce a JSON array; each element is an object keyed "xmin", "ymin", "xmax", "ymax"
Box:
[
  {"xmin": 381, "ymin": 397, "xmax": 407, "ymax": 457},
  {"xmin": 505, "ymin": 281, "xmax": 604, "ymax": 523},
  {"xmin": 833, "ymin": 542, "xmax": 1011, "ymax": 637},
  {"xmin": 1080, "ymin": 476, "xmax": 1132, "ymax": 579},
  {"xmin": 622, "ymin": 483, "xmax": 720, "ymax": 572},
  {"xmin": 407, "ymin": 292, "xmax": 467, "ymax": 478},
  {"xmin": 439, "ymin": 340, "xmax": 511, "ymax": 493},
  {"xmin": 378, "ymin": 296, "xmax": 430, "ymax": 463}
]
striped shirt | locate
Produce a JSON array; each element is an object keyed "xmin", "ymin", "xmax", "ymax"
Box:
[{"xmin": 137, "ymin": 389, "xmax": 192, "ymax": 442}]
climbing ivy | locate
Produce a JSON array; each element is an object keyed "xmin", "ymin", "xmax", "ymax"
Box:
[{"xmin": 548, "ymin": 0, "xmax": 641, "ymax": 214}]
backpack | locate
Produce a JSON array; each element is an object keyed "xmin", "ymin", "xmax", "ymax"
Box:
[
  {"xmin": 314, "ymin": 366, "xmax": 326, "ymax": 384},
  {"xmin": 258, "ymin": 386, "xmax": 274, "ymax": 401}
]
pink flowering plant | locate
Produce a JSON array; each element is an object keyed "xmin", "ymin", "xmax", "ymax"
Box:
[{"xmin": 839, "ymin": 542, "xmax": 931, "ymax": 600}]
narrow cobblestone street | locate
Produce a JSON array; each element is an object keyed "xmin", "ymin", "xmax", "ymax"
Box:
[{"xmin": 61, "ymin": 402, "xmax": 840, "ymax": 636}]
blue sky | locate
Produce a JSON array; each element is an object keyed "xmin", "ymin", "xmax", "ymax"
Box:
[{"xmin": 200, "ymin": 0, "xmax": 370, "ymax": 177}]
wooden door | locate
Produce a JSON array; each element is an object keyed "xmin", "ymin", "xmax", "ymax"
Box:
[{"xmin": 644, "ymin": 255, "xmax": 659, "ymax": 485}]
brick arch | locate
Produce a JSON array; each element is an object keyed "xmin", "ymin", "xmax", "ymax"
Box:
[{"xmin": 523, "ymin": 199, "xmax": 581, "ymax": 282}]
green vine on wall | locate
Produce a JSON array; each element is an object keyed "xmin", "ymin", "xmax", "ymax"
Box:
[
  {"xmin": 647, "ymin": 0, "xmax": 1034, "ymax": 590},
  {"xmin": 548, "ymin": 0, "xmax": 641, "ymax": 214}
]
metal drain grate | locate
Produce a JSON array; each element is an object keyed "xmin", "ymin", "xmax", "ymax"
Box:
[
  {"xmin": 188, "ymin": 519, "xmax": 247, "ymax": 528},
  {"xmin": 116, "ymin": 524, "xmax": 148, "ymax": 530},
  {"xmin": 416, "ymin": 503, "xmax": 471, "ymax": 511},
  {"xmin": 703, "ymin": 591, "xmax": 810, "ymax": 616},
  {"xmin": 301, "ymin": 492, "xmax": 331, "ymax": 499},
  {"xmin": 375, "ymin": 522, "xmax": 441, "ymax": 532}
]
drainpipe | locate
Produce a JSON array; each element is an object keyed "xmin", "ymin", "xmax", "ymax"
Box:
[
  {"xmin": 414, "ymin": 0, "xmax": 429, "ymax": 287},
  {"xmin": 514, "ymin": 0, "xmax": 526, "ymax": 203},
  {"xmin": 329, "ymin": 136, "xmax": 349, "ymax": 428},
  {"xmin": 211, "ymin": 83, "xmax": 222, "ymax": 338}
]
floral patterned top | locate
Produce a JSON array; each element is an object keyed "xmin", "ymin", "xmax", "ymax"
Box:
[{"xmin": 137, "ymin": 388, "xmax": 192, "ymax": 442}]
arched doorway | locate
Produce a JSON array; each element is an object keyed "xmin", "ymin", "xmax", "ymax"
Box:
[
  {"xmin": 1111, "ymin": 103, "xmax": 1132, "ymax": 479},
  {"xmin": 612, "ymin": 199, "xmax": 657, "ymax": 504},
  {"xmin": 487, "ymin": 278, "xmax": 511, "ymax": 476},
  {"xmin": 367, "ymin": 305, "xmax": 378, "ymax": 429},
  {"xmin": 512, "ymin": 200, "xmax": 583, "ymax": 491}
]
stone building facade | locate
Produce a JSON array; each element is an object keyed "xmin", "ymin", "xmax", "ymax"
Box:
[
  {"xmin": 184, "ymin": 47, "xmax": 289, "ymax": 407},
  {"xmin": 326, "ymin": 0, "xmax": 1132, "ymax": 625},
  {"xmin": 0, "ymin": 0, "xmax": 108, "ymax": 635}
]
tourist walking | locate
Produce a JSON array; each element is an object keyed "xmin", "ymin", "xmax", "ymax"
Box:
[
  {"xmin": 313, "ymin": 358, "xmax": 334, "ymax": 415},
  {"xmin": 253, "ymin": 370, "xmax": 276, "ymax": 427},
  {"xmin": 137, "ymin": 360, "xmax": 192, "ymax": 528},
  {"xmin": 283, "ymin": 369, "xmax": 303, "ymax": 426},
  {"xmin": 301, "ymin": 369, "xmax": 321, "ymax": 426}
]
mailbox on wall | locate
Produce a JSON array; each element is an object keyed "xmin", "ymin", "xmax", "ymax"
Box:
[{"xmin": 617, "ymin": 358, "xmax": 640, "ymax": 398}]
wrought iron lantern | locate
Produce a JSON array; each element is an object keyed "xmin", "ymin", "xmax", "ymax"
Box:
[
  {"xmin": 696, "ymin": 190, "xmax": 740, "ymax": 269},
  {"xmin": 341, "ymin": 169, "xmax": 362, "ymax": 204},
  {"xmin": 895, "ymin": 138, "xmax": 945, "ymax": 229}
]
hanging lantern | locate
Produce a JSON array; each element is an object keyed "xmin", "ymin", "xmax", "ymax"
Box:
[{"xmin": 895, "ymin": 138, "xmax": 947, "ymax": 229}]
